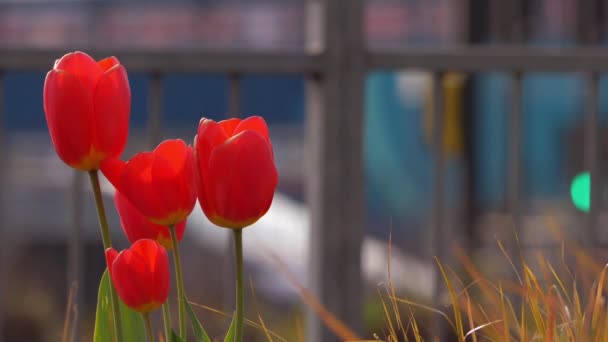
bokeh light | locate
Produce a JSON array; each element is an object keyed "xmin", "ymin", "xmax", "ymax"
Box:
[{"xmin": 571, "ymin": 171, "xmax": 590, "ymax": 212}]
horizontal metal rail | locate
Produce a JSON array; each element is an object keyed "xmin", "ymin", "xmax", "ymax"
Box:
[
  {"xmin": 370, "ymin": 46, "xmax": 608, "ymax": 71},
  {"xmin": 4, "ymin": 46, "xmax": 608, "ymax": 74},
  {"xmin": 0, "ymin": 49, "xmax": 325, "ymax": 74}
]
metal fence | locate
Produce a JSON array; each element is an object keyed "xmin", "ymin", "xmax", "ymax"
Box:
[{"xmin": 1, "ymin": 0, "xmax": 608, "ymax": 341}]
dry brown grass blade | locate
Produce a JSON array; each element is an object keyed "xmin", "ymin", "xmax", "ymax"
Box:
[
  {"xmin": 62, "ymin": 282, "xmax": 78, "ymax": 342},
  {"xmin": 386, "ymin": 233, "xmax": 407, "ymax": 342},
  {"xmin": 497, "ymin": 240, "xmax": 522, "ymax": 285},
  {"xmin": 249, "ymin": 276, "xmax": 274, "ymax": 342},
  {"xmin": 524, "ymin": 264, "xmax": 546, "ymax": 335},
  {"xmin": 454, "ymin": 246, "xmax": 502, "ymax": 308},
  {"xmin": 544, "ymin": 289, "xmax": 556, "ymax": 342},
  {"xmin": 187, "ymin": 301, "xmax": 287, "ymax": 341},
  {"xmin": 295, "ymin": 316, "xmax": 304, "ymax": 342},
  {"xmin": 498, "ymin": 283, "xmax": 511, "ymax": 342},
  {"xmin": 389, "ymin": 295, "xmax": 457, "ymax": 333},
  {"xmin": 378, "ymin": 288, "xmax": 397, "ymax": 339},
  {"xmin": 464, "ymin": 292, "xmax": 477, "ymax": 342},
  {"xmin": 547, "ymin": 261, "xmax": 571, "ymax": 307},
  {"xmin": 407, "ymin": 306, "xmax": 423, "ymax": 342},
  {"xmin": 464, "ymin": 319, "xmax": 502, "ymax": 340},
  {"xmin": 435, "ymin": 257, "xmax": 465, "ymax": 340},
  {"xmin": 591, "ymin": 264, "xmax": 608, "ymax": 335},
  {"xmin": 264, "ymin": 249, "xmax": 362, "ymax": 341},
  {"xmin": 69, "ymin": 301, "xmax": 79, "ymax": 342}
]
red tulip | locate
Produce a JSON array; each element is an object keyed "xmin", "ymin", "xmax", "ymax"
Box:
[
  {"xmin": 43, "ymin": 51, "xmax": 130, "ymax": 171},
  {"xmin": 194, "ymin": 116, "xmax": 278, "ymax": 229},
  {"xmin": 115, "ymin": 190, "xmax": 186, "ymax": 250},
  {"xmin": 105, "ymin": 239, "xmax": 170, "ymax": 313},
  {"xmin": 101, "ymin": 139, "xmax": 197, "ymax": 226}
]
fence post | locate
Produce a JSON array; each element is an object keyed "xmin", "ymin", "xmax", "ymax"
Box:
[
  {"xmin": 305, "ymin": 0, "xmax": 365, "ymax": 341},
  {"xmin": 584, "ymin": 72, "xmax": 599, "ymax": 246},
  {"xmin": 68, "ymin": 170, "xmax": 84, "ymax": 341},
  {"xmin": 148, "ymin": 73, "xmax": 163, "ymax": 147},
  {"xmin": 430, "ymin": 72, "xmax": 447, "ymax": 339}
]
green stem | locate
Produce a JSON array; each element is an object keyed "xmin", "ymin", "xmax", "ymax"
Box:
[
  {"xmin": 162, "ymin": 301, "xmax": 172, "ymax": 342},
  {"xmin": 169, "ymin": 225, "xmax": 187, "ymax": 339},
  {"xmin": 142, "ymin": 313, "xmax": 154, "ymax": 342},
  {"xmin": 88, "ymin": 170, "xmax": 123, "ymax": 342},
  {"xmin": 233, "ymin": 229, "xmax": 244, "ymax": 342}
]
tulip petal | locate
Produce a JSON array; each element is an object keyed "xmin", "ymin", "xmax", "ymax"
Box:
[
  {"xmin": 105, "ymin": 248, "xmax": 119, "ymax": 277},
  {"xmin": 219, "ymin": 118, "xmax": 241, "ymax": 136},
  {"xmin": 207, "ymin": 131, "xmax": 278, "ymax": 226},
  {"xmin": 106, "ymin": 239, "xmax": 169, "ymax": 313},
  {"xmin": 121, "ymin": 153, "xmax": 168, "ymax": 222},
  {"xmin": 152, "ymin": 140, "xmax": 197, "ymax": 222},
  {"xmin": 114, "ymin": 190, "xmax": 144, "ymax": 244},
  {"xmin": 149, "ymin": 152, "xmax": 190, "ymax": 224},
  {"xmin": 153, "ymin": 139, "xmax": 190, "ymax": 174},
  {"xmin": 115, "ymin": 190, "xmax": 187, "ymax": 249},
  {"xmin": 233, "ymin": 116, "xmax": 270, "ymax": 140},
  {"xmin": 93, "ymin": 64, "xmax": 130, "ymax": 160},
  {"xmin": 43, "ymin": 69, "xmax": 95, "ymax": 169},
  {"xmin": 54, "ymin": 51, "xmax": 103, "ymax": 93},
  {"xmin": 196, "ymin": 120, "xmax": 229, "ymax": 168},
  {"xmin": 97, "ymin": 56, "xmax": 120, "ymax": 72},
  {"xmin": 130, "ymin": 240, "xmax": 167, "ymax": 307},
  {"xmin": 151, "ymin": 244, "xmax": 170, "ymax": 303},
  {"xmin": 100, "ymin": 158, "xmax": 127, "ymax": 190},
  {"xmin": 194, "ymin": 121, "xmax": 229, "ymax": 220},
  {"xmin": 112, "ymin": 249, "xmax": 149, "ymax": 309}
]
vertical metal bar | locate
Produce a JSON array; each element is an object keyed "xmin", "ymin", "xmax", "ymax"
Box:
[
  {"xmin": 223, "ymin": 73, "xmax": 241, "ymax": 312},
  {"xmin": 305, "ymin": 0, "xmax": 364, "ymax": 340},
  {"xmin": 68, "ymin": 171, "xmax": 84, "ymax": 341},
  {"xmin": 490, "ymin": 0, "xmax": 523, "ymax": 43},
  {"xmin": 584, "ymin": 72, "xmax": 599, "ymax": 246},
  {"xmin": 0, "ymin": 70, "xmax": 5, "ymax": 342},
  {"xmin": 577, "ymin": 0, "xmax": 600, "ymax": 45},
  {"xmin": 508, "ymin": 72, "xmax": 522, "ymax": 251},
  {"xmin": 148, "ymin": 73, "xmax": 162, "ymax": 147},
  {"xmin": 430, "ymin": 71, "xmax": 446, "ymax": 339},
  {"xmin": 227, "ymin": 74, "xmax": 241, "ymax": 119}
]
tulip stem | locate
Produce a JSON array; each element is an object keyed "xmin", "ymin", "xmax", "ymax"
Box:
[
  {"xmin": 169, "ymin": 225, "xmax": 187, "ymax": 339},
  {"xmin": 161, "ymin": 301, "xmax": 171, "ymax": 342},
  {"xmin": 88, "ymin": 170, "xmax": 123, "ymax": 342},
  {"xmin": 233, "ymin": 228, "xmax": 244, "ymax": 342},
  {"xmin": 142, "ymin": 313, "xmax": 154, "ymax": 342}
]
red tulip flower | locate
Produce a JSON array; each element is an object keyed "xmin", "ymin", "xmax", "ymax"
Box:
[
  {"xmin": 101, "ymin": 139, "xmax": 197, "ymax": 226},
  {"xmin": 194, "ymin": 116, "xmax": 278, "ymax": 229},
  {"xmin": 115, "ymin": 190, "xmax": 186, "ymax": 250},
  {"xmin": 43, "ymin": 51, "xmax": 130, "ymax": 171},
  {"xmin": 105, "ymin": 239, "xmax": 170, "ymax": 313}
]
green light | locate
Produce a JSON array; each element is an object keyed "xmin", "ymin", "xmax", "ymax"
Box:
[{"xmin": 571, "ymin": 171, "xmax": 590, "ymax": 212}]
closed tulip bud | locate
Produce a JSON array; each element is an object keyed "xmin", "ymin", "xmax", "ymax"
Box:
[
  {"xmin": 43, "ymin": 51, "xmax": 130, "ymax": 171},
  {"xmin": 114, "ymin": 190, "xmax": 186, "ymax": 250},
  {"xmin": 101, "ymin": 139, "xmax": 197, "ymax": 226},
  {"xmin": 105, "ymin": 239, "xmax": 170, "ymax": 313},
  {"xmin": 194, "ymin": 116, "xmax": 278, "ymax": 229}
]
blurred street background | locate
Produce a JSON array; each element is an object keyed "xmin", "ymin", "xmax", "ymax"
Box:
[{"xmin": 1, "ymin": 0, "xmax": 608, "ymax": 341}]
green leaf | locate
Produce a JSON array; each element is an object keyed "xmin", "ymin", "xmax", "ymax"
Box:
[
  {"xmin": 184, "ymin": 298, "xmax": 212, "ymax": 342},
  {"xmin": 94, "ymin": 269, "xmax": 147, "ymax": 342},
  {"xmin": 171, "ymin": 330, "xmax": 186, "ymax": 342},
  {"xmin": 224, "ymin": 314, "xmax": 236, "ymax": 342}
]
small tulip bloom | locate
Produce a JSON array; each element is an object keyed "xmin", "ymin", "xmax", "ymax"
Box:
[
  {"xmin": 101, "ymin": 139, "xmax": 197, "ymax": 226},
  {"xmin": 43, "ymin": 51, "xmax": 130, "ymax": 171},
  {"xmin": 115, "ymin": 190, "xmax": 186, "ymax": 250},
  {"xmin": 194, "ymin": 116, "xmax": 278, "ymax": 229},
  {"xmin": 105, "ymin": 239, "xmax": 170, "ymax": 313}
]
